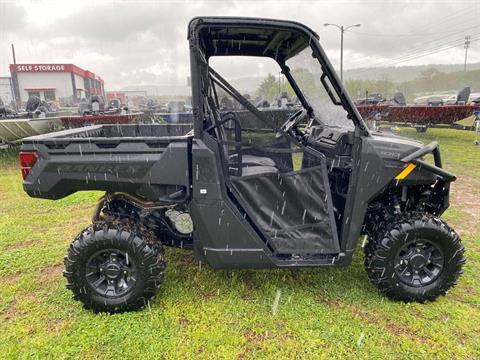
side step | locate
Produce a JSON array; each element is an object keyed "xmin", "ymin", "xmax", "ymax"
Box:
[{"xmin": 273, "ymin": 252, "xmax": 346, "ymax": 267}]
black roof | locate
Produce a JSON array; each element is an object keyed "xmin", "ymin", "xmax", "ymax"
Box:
[{"xmin": 188, "ymin": 17, "xmax": 320, "ymax": 60}]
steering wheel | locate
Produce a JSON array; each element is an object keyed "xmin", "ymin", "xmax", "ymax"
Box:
[{"xmin": 275, "ymin": 109, "xmax": 308, "ymax": 139}]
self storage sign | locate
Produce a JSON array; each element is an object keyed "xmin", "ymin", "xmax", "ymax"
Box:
[{"xmin": 15, "ymin": 64, "xmax": 67, "ymax": 72}]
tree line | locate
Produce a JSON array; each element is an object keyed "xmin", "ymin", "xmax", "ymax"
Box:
[{"xmin": 256, "ymin": 67, "xmax": 480, "ymax": 103}]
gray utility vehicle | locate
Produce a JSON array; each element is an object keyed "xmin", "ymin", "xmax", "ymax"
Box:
[{"xmin": 20, "ymin": 17, "xmax": 465, "ymax": 313}]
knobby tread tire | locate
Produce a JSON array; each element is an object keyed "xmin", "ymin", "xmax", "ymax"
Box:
[
  {"xmin": 63, "ymin": 219, "xmax": 166, "ymax": 313},
  {"xmin": 364, "ymin": 213, "xmax": 465, "ymax": 302}
]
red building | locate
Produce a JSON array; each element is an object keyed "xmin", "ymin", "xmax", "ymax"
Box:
[{"xmin": 9, "ymin": 63, "xmax": 104, "ymax": 104}]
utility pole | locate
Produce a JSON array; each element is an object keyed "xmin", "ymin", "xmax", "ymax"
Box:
[
  {"xmin": 324, "ymin": 23, "xmax": 361, "ymax": 82},
  {"xmin": 278, "ymin": 71, "xmax": 281, "ymax": 94},
  {"xmin": 11, "ymin": 44, "xmax": 17, "ymax": 64},
  {"xmin": 464, "ymin": 35, "xmax": 471, "ymax": 72},
  {"xmin": 340, "ymin": 26, "xmax": 344, "ymax": 82},
  {"xmin": 11, "ymin": 44, "xmax": 20, "ymax": 108}
]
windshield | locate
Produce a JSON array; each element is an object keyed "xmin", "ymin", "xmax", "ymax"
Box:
[{"xmin": 286, "ymin": 46, "xmax": 353, "ymax": 129}]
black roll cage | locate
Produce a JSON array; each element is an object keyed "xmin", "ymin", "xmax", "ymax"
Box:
[{"xmin": 188, "ymin": 17, "xmax": 370, "ymax": 139}]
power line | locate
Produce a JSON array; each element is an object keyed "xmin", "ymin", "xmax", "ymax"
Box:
[
  {"xmin": 347, "ymin": 27, "xmax": 480, "ymax": 68},
  {"xmin": 345, "ymin": 6, "xmax": 474, "ymax": 39},
  {"xmin": 388, "ymin": 37, "xmax": 478, "ymax": 66},
  {"xmin": 350, "ymin": 37, "xmax": 479, "ymax": 75},
  {"xmin": 347, "ymin": 35, "xmax": 475, "ymax": 70},
  {"xmin": 407, "ymin": 6, "xmax": 473, "ymax": 34},
  {"xmin": 383, "ymin": 35, "xmax": 478, "ymax": 63},
  {"xmin": 322, "ymin": 5, "xmax": 479, "ymax": 75},
  {"xmin": 351, "ymin": 41, "xmax": 469, "ymax": 74},
  {"xmin": 339, "ymin": 6, "xmax": 479, "ymax": 70},
  {"xmin": 349, "ymin": 37, "xmax": 480, "ymax": 76},
  {"xmin": 350, "ymin": 29, "xmax": 479, "ymax": 70},
  {"xmin": 349, "ymin": 24, "xmax": 480, "ymax": 38}
]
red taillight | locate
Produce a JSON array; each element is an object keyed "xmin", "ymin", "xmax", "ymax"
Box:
[{"xmin": 19, "ymin": 151, "xmax": 38, "ymax": 180}]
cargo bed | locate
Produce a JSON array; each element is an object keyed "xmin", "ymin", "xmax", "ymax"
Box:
[{"xmin": 21, "ymin": 124, "xmax": 193, "ymax": 201}]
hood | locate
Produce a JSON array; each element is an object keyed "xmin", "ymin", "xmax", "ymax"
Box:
[{"xmin": 368, "ymin": 131, "xmax": 424, "ymax": 161}]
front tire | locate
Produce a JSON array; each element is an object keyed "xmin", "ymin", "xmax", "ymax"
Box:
[
  {"xmin": 64, "ymin": 220, "xmax": 166, "ymax": 313},
  {"xmin": 365, "ymin": 214, "xmax": 465, "ymax": 302}
]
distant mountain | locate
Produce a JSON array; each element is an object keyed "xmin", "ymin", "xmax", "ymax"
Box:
[
  {"xmin": 229, "ymin": 76, "xmax": 265, "ymax": 94},
  {"xmin": 118, "ymin": 62, "xmax": 480, "ymax": 96},
  {"xmin": 119, "ymin": 76, "xmax": 265, "ymax": 97},
  {"xmin": 120, "ymin": 84, "xmax": 191, "ymax": 97},
  {"xmin": 344, "ymin": 62, "xmax": 480, "ymax": 82}
]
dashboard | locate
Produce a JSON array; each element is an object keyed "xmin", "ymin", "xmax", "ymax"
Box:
[{"xmin": 305, "ymin": 125, "xmax": 354, "ymax": 158}]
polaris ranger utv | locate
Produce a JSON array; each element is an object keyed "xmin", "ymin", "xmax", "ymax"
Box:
[{"xmin": 20, "ymin": 17, "xmax": 465, "ymax": 313}]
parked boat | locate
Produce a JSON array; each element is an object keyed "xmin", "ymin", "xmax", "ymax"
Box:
[
  {"xmin": 356, "ymin": 103, "xmax": 479, "ymax": 125},
  {"xmin": 0, "ymin": 117, "xmax": 61, "ymax": 144},
  {"xmin": 153, "ymin": 111, "xmax": 193, "ymax": 124},
  {"xmin": 60, "ymin": 112, "xmax": 144, "ymax": 128},
  {"xmin": 0, "ymin": 96, "xmax": 69, "ymax": 144},
  {"xmin": 356, "ymin": 87, "xmax": 479, "ymax": 131}
]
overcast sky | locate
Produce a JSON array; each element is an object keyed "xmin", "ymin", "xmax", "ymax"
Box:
[{"xmin": 1, "ymin": 0, "xmax": 480, "ymax": 90}]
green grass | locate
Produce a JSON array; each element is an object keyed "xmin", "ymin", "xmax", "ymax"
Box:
[{"xmin": 1, "ymin": 129, "xmax": 479, "ymax": 359}]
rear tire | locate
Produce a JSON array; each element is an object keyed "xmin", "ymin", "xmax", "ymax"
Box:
[
  {"xmin": 364, "ymin": 213, "xmax": 465, "ymax": 302},
  {"xmin": 64, "ymin": 220, "xmax": 166, "ymax": 313}
]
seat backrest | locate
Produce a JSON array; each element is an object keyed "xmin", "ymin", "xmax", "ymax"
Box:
[{"xmin": 457, "ymin": 87, "xmax": 470, "ymax": 104}]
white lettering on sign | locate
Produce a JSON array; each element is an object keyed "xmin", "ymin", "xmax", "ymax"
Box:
[{"xmin": 16, "ymin": 64, "xmax": 66, "ymax": 72}]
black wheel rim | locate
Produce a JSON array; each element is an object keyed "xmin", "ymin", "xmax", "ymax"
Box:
[
  {"xmin": 394, "ymin": 239, "xmax": 444, "ymax": 287},
  {"xmin": 86, "ymin": 249, "xmax": 137, "ymax": 297}
]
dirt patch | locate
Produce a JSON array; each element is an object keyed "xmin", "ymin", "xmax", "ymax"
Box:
[
  {"xmin": 38, "ymin": 263, "xmax": 64, "ymax": 281},
  {"xmin": 1, "ymin": 299, "xmax": 25, "ymax": 322},
  {"xmin": 315, "ymin": 293, "xmax": 343, "ymax": 308},
  {"xmin": 333, "ymin": 303, "xmax": 431, "ymax": 345},
  {"xmin": 450, "ymin": 176, "xmax": 480, "ymax": 217},
  {"xmin": 0, "ymin": 192, "xmax": 9, "ymax": 202},
  {"xmin": 198, "ymin": 289, "xmax": 216, "ymax": 301},
  {"xmin": 170, "ymin": 252, "xmax": 196, "ymax": 266},
  {"xmin": 178, "ymin": 318, "xmax": 191, "ymax": 326},
  {"xmin": 0, "ymin": 272, "xmax": 22, "ymax": 284},
  {"xmin": 42, "ymin": 317, "xmax": 69, "ymax": 334},
  {"xmin": 1, "ymin": 293, "xmax": 37, "ymax": 322},
  {"xmin": 1, "ymin": 293, "xmax": 68, "ymax": 335},
  {"xmin": 0, "ymin": 263, "xmax": 63, "ymax": 293},
  {"xmin": 3, "ymin": 239, "xmax": 37, "ymax": 252},
  {"xmin": 380, "ymin": 320, "xmax": 428, "ymax": 344},
  {"xmin": 244, "ymin": 328, "xmax": 268, "ymax": 344},
  {"xmin": 382, "ymin": 320, "xmax": 429, "ymax": 344},
  {"xmin": 237, "ymin": 328, "xmax": 268, "ymax": 359},
  {"xmin": 449, "ymin": 176, "xmax": 480, "ymax": 234}
]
